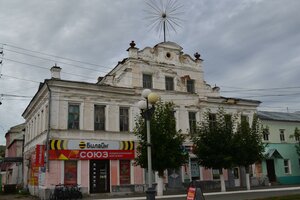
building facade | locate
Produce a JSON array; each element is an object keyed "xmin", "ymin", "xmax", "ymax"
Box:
[
  {"xmin": 1, "ymin": 123, "xmax": 24, "ymax": 188},
  {"xmin": 257, "ymin": 111, "xmax": 300, "ymax": 185},
  {"xmin": 22, "ymin": 41, "xmax": 260, "ymax": 199}
]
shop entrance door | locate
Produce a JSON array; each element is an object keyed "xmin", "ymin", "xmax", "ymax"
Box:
[{"xmin": 90, "ymin": 160, "xmax": 110, "ymax": 193}]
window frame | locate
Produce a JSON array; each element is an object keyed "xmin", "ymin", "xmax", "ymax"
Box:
[
  {"xmin": 143, "ymin": 74, "xmax": 152, "ymax": 89},
  {"xmin": 119, "ymin": 107, "xmax": 129, "ymax": 132},
  {"xmin": 280, "ymin": 129, "xmax": 285, "ymax": 142},
  {"xmin": 284, "ymin": 159, "xmax": 291, "ymax": 174},
  {"xmin": 187, "ymin": 79, "xmax": 195, "ymax": 93},
  {"xmin": 68, "ymin": 104, "xmax": 80, "ymax": 130},
  {"xmin": 188, "ymin": 111, "xmax": 197, "ymax": 134},
  {"xmin": 212, "ymin": 169, "xmax": 220, "ymax": 180},
  {"xmin": 263, "ymin": 128, "xmax": 270, "ymax": 141},
  {"xmin": 94, "ymin": 105, "xmax": 105, "ymax": 131},
  {"xmin": 165, "ymin": 76, "xmax": 174, "ymax": 91}
]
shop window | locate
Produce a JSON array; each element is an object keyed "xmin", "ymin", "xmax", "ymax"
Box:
[
  {"xmin": 120, "ymin": 107, "xmax": 129, "ymax": 132},
  {"xmin": 284, "ymin": 159, "xmax": 291, "ymax": 174},
  {"xmin": 68, "ymin": 104, "xmax": 80, "ymax": 129},
  {"xmin": 143, "ymin": 74, "xmax": 152, "ymax": 89},
  {"xmin": 165, "ymin": 76, "xmax": 174, "ymax": 91},
  {"xmin": 189, "ymin": 112, "xmax": 197, "ymax": 134},
  {"xmin": 119, "ymin": 160, "xmax": 131, "ymax": 185},
  {"xmin": 212, "ymin": 169, "xmax": 220, "ymax": 180},
  {"xmin": 94, "ymin": 105, "xmax": 105, "ymax": 130},
  {"xmin": 187, "ymin": 79, "xmax": 195, "ymax": 93},
  {"xmin": 64, "ymin": 160, "xmax": 77, "ymax": 185},
  {"xmin": 280, "ymin": 129, "xmax": 285, "ymax": 142}
]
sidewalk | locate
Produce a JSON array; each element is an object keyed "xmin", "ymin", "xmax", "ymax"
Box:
[{"xmin": 85, "ymin": 184, "xmax": 300, "ymax": 200}]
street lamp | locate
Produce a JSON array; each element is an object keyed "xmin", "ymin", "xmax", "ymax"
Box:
[{"xmin": 138, "ymin": 89, "xmax": 159, "ymax": 200}]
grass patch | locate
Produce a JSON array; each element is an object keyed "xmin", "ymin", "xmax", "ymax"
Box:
[{"xmin": 254, "ymin": 194, "xmax": 300, "ymax": 200}]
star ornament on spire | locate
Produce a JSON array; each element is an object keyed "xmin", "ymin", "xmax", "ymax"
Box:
[{"xmin": 145, "ymin": 0, "xmax": 184, "ymax": 42}]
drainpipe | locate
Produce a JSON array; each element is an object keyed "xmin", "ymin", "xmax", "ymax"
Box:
[{"xmin": 46, "ymin": 82, "xmax": 51, "ymax": 172}]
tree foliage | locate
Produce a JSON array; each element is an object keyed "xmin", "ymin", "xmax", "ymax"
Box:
[
  {"xmin": 0, "ymin": 145, "xmax": 5, "ymax": 158},
  {"xmin": 192, "ymin": 108, "xmax": 265, "ymax": 172},
  {"xmin": 294, "ymin": 127, "xmax": 300, "ymax": 156},
  {"xmin": 232, "ymin": 114, "xmax": 265, "ymax": 171},
  {"xmin": 192, "ymin": 108, "xmax": 235, "ymax": 170},
  {"xmin": 134, "ymin": 101, "xmax": 188, "ymax": 177}
]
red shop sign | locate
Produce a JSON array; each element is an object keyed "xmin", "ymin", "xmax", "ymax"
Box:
[{"xmin": 49, "ymin": 149, "xmax": 134, "ymax": 160}]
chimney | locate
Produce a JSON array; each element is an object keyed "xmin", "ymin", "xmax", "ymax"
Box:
[{"xmin": 50, "ymin": 64, "xmax": 61, "ymax": 79}]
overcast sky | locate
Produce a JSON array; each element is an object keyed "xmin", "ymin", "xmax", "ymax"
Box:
[{"xmin": 1, "ymin": 0, "xmax": 300, "ymax": 145}]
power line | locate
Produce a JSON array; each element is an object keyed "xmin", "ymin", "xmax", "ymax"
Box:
[
  {"xmin": 4, "ymin": 48, "xmax": 109, "ymax": 73},
  {"xmin": 2, "ymin": 57, "xmax": 96, "ymax": 79},
  {"xmin": 0, "ymin": 42, "xmax": 108, "ymax": 68}
]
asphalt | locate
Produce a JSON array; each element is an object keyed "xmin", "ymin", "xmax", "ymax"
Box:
[
  {"xmin": 1, "ymin": 185, "xmax": 300, "ymax": 200},
  {"xmin": 85, "ymin": 185, "xmax": 300, "ymax": 200}
]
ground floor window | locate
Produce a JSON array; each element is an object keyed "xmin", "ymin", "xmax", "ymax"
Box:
[
  {"xmin": 64, "ymin": 160, "xmax": 77, "ymax": 185},
  {"xmin": 212, "ymin": 169, "xmax": 220, "ymax": 180},
  {"xmin": 119, "ymin": 160, "xmax": 131, "ymax": 185},
  {"xmin": 284, "ymin": 159, "xmax": 291, "ymax": 174}
]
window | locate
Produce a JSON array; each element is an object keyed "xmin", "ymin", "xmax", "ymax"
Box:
[
  {"xmin": 119, "ymin": 160, "xmax": 131, "ymax": 184},
  {"xmin": 120, "ymin": 107, "xmax": 129, "ymax": 131},
  {"xmin": 187, "ymin": 79, "xmax": 195, "ymax": 93},
  {"xmin": 68, "ymin": 104, "xmax": 80, "ymax": 129},
  {"xmin": 143, "ymin": 74, "xmax": 152, "ymax": 89},
  {"xmin": 225, "ymin": 114, "xmax": 232, "ymax": 129},
  {"xmin": 189, "ymin": 112, "xmax": 197, "ymax": 134},
  {"xmin": 280, "ymin": 129, "xmax": 285, "ymax": 142},
  {"xmin": 64, "ymin": 160, "xmax": 77, "ymax": 185},
  {"xmin": 233, "ymin": 168, "xmax": 239, "ymax": 179},
  {"xmin": 212, "ymin": 169, "xmax": 220, "ymax": 180},
  {"xmin": 165, "ymin": 76, "xmax": 174, "ymax": 91},
  {"xmin": 295, "ymin": 135, "xmax": 300, "ymax": 142},
  {"xmin": 284, "ymin": 159, "xmax": 291, "ymax": 174},
  {"xmin": 241, "ymin": 115, "xmax": 249, "ymax": 123},
  {"xmin": 209, "ymin": 113, "xmax": 216, "ymax": 128},
  {"xmin": 94, "ymin": 105, "xmax": 105, "ymax": 130},
  {"xmin": 263, "ymin": 128, "xmax": 269, "ymax": 141}
]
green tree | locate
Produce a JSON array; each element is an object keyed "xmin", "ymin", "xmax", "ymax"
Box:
[
  {"xmin": 0, "ymin": 145, "xmax": 5, "ymax": 158},
  {"xmin": 134, "ymin": 101, "xmax": 188, "ymax": 194},
  {"xmin": 232, "ymin": 114, "xmax": 265, "ymax": 190},
  {"xmin": 192, "ymin": 108, "xmax": 235, "ymax": 192},
  {"xmin": 293, "ymin": 127, "xmax": 300, "ymax": 155}
]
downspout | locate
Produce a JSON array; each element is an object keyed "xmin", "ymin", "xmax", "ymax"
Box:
[{"xmin": 46, "ymin": 82, "xmax": 51, "ymax": 172}]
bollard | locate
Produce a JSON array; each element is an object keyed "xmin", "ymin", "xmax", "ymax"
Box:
[{"xmin": 146, "ymin": 187, "xmax": 156, "ymax": 200}]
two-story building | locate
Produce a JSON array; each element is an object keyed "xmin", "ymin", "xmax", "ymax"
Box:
[
  {"xmin": 22, "ymin": 41, "xmax": 260, "ymax": 199},
  {"xmin": 1, "ymin": 123, "xmax": 24, "ymax": 188},
  {"xmin": 257, "ymin": 111, "xmax": 300, "ymax": 185}
]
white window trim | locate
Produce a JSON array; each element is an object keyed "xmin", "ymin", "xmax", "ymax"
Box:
[{"xmin": 284, "ymin": 159, "xmax": 291, "ymax": 174}]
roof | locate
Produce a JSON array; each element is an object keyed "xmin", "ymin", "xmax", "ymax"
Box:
[{"xmin": 258, "ymin": 111, "xmax": 300, "ymax": 122}]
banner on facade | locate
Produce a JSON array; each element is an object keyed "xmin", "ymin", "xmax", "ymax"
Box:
[
  {"xmin": 49, "ymin": 139, "xmax": 134, "ymax": 150},
  {"xmin": 35, "ymin": 145, "xmax": 45, "ymax": 167},
  {"xmin": 49, "ymin": 149, "xmax": 135, "ymax": 160},
  {"xmin": 30, "ymin": 154, "xmax": 39, "ymax": 186}
]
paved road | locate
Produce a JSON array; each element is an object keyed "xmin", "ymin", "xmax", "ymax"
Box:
[
  {"xmin": 90, "ymin": 187, "xmax": 300, "ymax": 200},
  {"xmin": 1, "ymin": 187, "xmax": 300, "ymax": 200}
]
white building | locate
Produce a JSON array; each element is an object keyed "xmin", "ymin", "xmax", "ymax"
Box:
[{"xmin": 22, "ymin": 41, "xmax": 260, "ymax": 199}]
